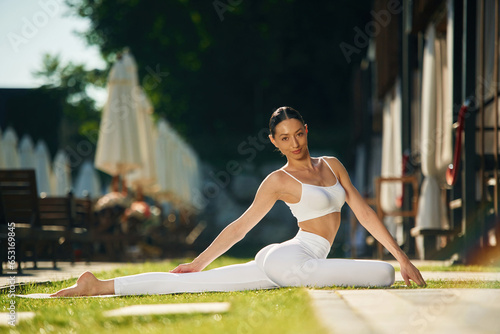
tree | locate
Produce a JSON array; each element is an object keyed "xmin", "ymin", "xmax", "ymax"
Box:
[
  {"xmin": 33, "ymin": 53, "xmax": 106, "ymax": 166},
  {"xmin": 63, "ymin": 0, "xmax": 372, "ymax": 166}
]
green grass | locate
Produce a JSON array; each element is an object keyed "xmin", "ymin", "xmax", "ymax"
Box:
[
  {"xmin": 316, "ymin": 280, "xmax": 500, "ymax": 290},
  {"xmin": 412, "ymin": 264, "xmax": 500, "ymax": 272},
  {"xmin": 2, "ymin": 256, "xmax": 500, "ymax": 333},
  {"xmin": 1, "ymin": 257, "xmax": 327, "ymax": 334},
  {"xmin": 387, "ymin": 260, "xmax": 500, "ymax": 272}
]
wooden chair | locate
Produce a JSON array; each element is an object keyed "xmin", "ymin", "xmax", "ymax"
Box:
[
  {"xmin": 72, "ymin": 197, "xmax": 95, "ymax": 263},
  {"xmin": 38, "ymin": 195, "xmax": 74, "ymax": 268},
  {"xmin": 0, "ymin": 169, "xmax": 40, "ymax": 273}
]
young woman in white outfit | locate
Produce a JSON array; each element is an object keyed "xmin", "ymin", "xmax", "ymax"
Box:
[{"xmin": 51, "ymin": 107, "xmax": 426, "ymax": 297}]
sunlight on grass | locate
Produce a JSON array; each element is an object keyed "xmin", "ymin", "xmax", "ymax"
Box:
[
  {"xmin": 1, "ymin": 257, "xmax": 326, "ymax": 334},
  {"xmin": 392, "ymin": 264, "xmax": 500, "ymax": 272},
  {"xmin": 2, "ymin": 256, "xmax": 500, "ymax": 332},
  {"xmin": 316, "ymin": 280, "xmax": 500, "ymax": 290}
]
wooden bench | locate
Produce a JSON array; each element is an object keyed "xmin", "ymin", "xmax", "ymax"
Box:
[
  {"xmin": 0, "ymin": 169, "xmax": 40, "ymax": 273},
  {"xmin": 0, "ymin": 170, "xmax": 77, "ymax": 272}
]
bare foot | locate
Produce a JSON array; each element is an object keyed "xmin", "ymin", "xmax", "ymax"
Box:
[{"xmin": 50, "ymin": 271, "xmax": 112, "ymax": 297}]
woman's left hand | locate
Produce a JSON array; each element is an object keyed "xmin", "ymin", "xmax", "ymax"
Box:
[
  {"xmin": 399, "ymin": 260, "xmax": 426, "ymax": 287},
  {"xmin": 169, "ymin": 262, "xmax": 202, "ymax": 273}
]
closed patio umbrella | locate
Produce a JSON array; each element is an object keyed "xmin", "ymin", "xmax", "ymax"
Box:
[
  {"xmin": 155, "ymin": 119, "xmax": 201, "ymax": 209},
  {"xmin": 19, "ymin": 134, "xmax": 36, "ymax": 169},
  {"xmin": 74, "ymin": 160, "xmax": 102, "ymax": 199},
  {"xmin": 3, "ymin": 127, "xmax": 20, "ymax": 168},
  {"xmin": 53, "ymin": 149, "xmax": 72, "ymax": 196},
  {"xmin": 94, "ymin": 50, "xmax": 142, "ymax": 177},
  {"xmin": 34, "ymin": 140, "xmax": 54, "ymax": 196},
  {"xmin": 155, "ymin": 119, "xmax": 178, "ymax": 200},
  {"xmin": 127, "ymin": 87, "xmax": 158, "ymax": 193}
]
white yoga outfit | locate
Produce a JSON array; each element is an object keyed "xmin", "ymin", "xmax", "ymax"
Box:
[{"xmin": 114, "ymin": 157, "xmax": 396, "ymax": 296}]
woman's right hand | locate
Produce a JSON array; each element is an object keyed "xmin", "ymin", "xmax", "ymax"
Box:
[{"xmin": 169, "ymin": 262, "xmax": 203, "ymax": 273}]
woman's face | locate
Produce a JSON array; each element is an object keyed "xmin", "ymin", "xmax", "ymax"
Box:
[{"xmin": 269, "ymin": 118, "xmax": 308, "ymax": 159}]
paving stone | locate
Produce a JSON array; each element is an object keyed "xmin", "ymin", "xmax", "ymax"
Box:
[
  {"xmin": 103, "ymin": 302, "xmax": 231, "ymax": 317},
  {"xmin": 307, "ymin": 290, "xmax": 374, "ymax": 334},
  {"xmin": 337, "ymin": 290, "xmax": 417, "ymax": 333},
  {"xmin": 0, "ymin": 311, "xmax": 35, "ymax": 326}
]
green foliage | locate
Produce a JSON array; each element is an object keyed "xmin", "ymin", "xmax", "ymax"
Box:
[
  {"xmin": 33, "ymin": 53, "xmax": 104, "ymax": 135},
  {"xmin": 60, "ymin": 0, "xmax": 372, "ymax": 166}
]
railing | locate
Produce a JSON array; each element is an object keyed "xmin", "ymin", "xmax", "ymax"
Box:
[{"xmin": 446, "ymin": 102, "xmax": 470, "ymax": 186}]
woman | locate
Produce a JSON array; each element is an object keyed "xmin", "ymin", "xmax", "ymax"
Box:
[{"xmin": 51, "ymin": 107, "xmax": 425, "ymax": 297}]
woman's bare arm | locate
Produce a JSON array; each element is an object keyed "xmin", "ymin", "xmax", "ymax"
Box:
[
  {"xmin": 170, "ymin": 171, "xmax": 282, "ymax": 273},
  {"xmin": 326, "ymin": 157, "xmax": 426, "ymax": 286}
]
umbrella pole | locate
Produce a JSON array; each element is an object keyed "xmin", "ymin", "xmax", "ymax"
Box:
[
  {"xmin": 122, "ymin": 176, "xmax": 128, "ymax": 196},
  {"xmin": 136, "ymin": 184, "xmax": 144, "ymax": 202},
  {"xmin": 112, "ymin": 175, "xmax": 119, "ymax": 192}
]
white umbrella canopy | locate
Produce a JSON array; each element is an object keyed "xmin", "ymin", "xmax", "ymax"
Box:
[
  {"xmin": 154, "ymin": 119, "xmax": 170, "ymax": 194},
  {"xmin": 19, "ymin": 134, "xmax": 36, "ymax": 169},
  {"xmin": 74, "ymin": 160, "xmax": 102, "ymax": 199},
  {"xmin": 186, "ymin": 146, "xmax": 201, "ymax": 207},
  {"xmin": 53, "ymin": 149, "xmax": 72, "ymax": 196},
  {"xmin": 127, "ymin": 88, "xmax": 158, "ymax": 191},
  {"xmin": 155, "ymin": 119, "xmax": 180, "ymax": 199},
  {"xmin": 2, "ymin": 127, "xmax": 20, "ymax": 168},
  {"xmin": 122, "ymin": 50, "xmax": 139, "ymax": 88},
  {"xmin": 154, "ymin": 118, "xmax": 201, "ymax": 209},
  {"xmin": 94, "ymin": 51, "xmax": 142, "ymax": 177},
  {"xmin": 34, "ymin": 140, "xmax": 55, "ymax": 196}
]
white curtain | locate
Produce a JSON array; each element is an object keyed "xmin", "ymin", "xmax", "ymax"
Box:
[
  {"xmin": 380, "ymin": 79, "xmax": 403, "ymax": 213},
  {"xmin": 416, "ymin": 20, "xmax": 453, "ymax": 232},
  {"xmin": 416, "ymin": 24, "xmax": 441, "ymax": 231}
]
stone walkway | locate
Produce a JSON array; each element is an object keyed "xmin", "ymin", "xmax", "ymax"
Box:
[
  {"xmin": 309, "ymin": 267, "xmax": 500, "ymax": 334},
  {"xmin": 308, "ymin": 288, "xmax": 500, "ymax": 334}
]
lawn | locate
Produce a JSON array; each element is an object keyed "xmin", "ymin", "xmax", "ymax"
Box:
[
  {"xmin": 2, "ymin": 257, "xmax": 327, "ymax": 334},
  {"xmin": 2, "ymin": 256, "xmax": 499, "ymax": 333}
]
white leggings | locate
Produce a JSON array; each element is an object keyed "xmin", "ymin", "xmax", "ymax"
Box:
[{"xmin": 114, "ymin": 230, "xmax": 395, "ymax": 295}]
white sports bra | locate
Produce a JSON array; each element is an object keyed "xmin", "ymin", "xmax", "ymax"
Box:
[{"xmin": 280, "ymin": 157, "xmax": 346, "ymax": 222}]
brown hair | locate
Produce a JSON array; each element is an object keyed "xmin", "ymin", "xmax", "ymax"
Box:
[{"xmin": 269, "ymin": 106, "xmax": 305, "ymax": 137}]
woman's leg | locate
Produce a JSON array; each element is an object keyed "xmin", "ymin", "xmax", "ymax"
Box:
[
  {"xmin": 50, "ymin": 271, "xmax": 114, "ymax": 297},
  {"xmin": 293, "ymin": 258, "xmax": 395, "ymax": 287},
  {"xmin": 51, "ymin": 255, "xmax": 280, "ymax": 297},
  {"xmin": 113, "ymin": 261, "xmax": 278, "ymax": 295},
  {"xmin": 260, "ymin": 232, "xmax": 395, "ymax": 288}
]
